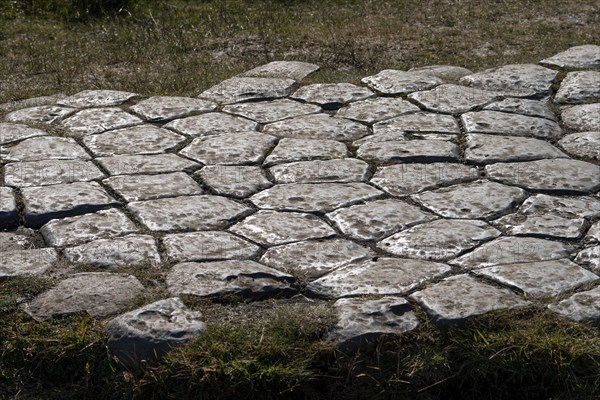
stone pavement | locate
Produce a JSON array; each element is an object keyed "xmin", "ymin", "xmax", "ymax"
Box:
[{"xmin": 1, "ymin": 45, "xmax": 599, "ymax": 364}]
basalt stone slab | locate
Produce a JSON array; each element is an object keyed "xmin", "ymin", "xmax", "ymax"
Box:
[
  {"xmin": 239, "ymin": 61, "xmax": 319, "ymax": 81},
  {"xmin": 308, "ymin": 257, "xmax": 451, "ymax": 298},
  {"xmin": 5, "ymin": 105, "xmax": 76, "ymax": 124},
  {"xmin": 223, "ymin": 99, "xmax": 321, "ymax": 124},
  {"xmin": 412, "ymin": 180, "xmax": 527, "ymax": 220},
  {"xmin": 558, "ymin": 131, "xmax": 600, "ymax": 160},
  {"xmin": 180, "ymin": 132, "xmax": 277, "ymax": 165},
  {"xmin": 357, "ymin": 140, "xmax": 459, "ymax": 163},
  {"xmin": 449, "ymin": 236, "xmax": 572, "ymax": 270},
  {"xmin": 166, "ymin": 260, "xmax": 297, "ymax": 299},
  {"xmin": 483, "ymin": 98, "xmax": 556, "ymax": 120},
  {"xmin": 361, "ymin": 70, "xmax": 442, "ymax": 95},
  {"xmin": 378, "ymin": 219, "xmax": 501, "ymax": 261},
  {"xmin": 199, "ymin": 77, "xmax": 296, "ymax": 105},
  {"xmin": 250, "ymin": 182, "xmax": 383, "ymax": 213},
  {"xmin": 41, "ymin": 208, "xmax": 139, "ymax": 247},
  {"xmin": 475, "ymin": 259, "xmax": 599, "ymax": 298},
  {"xmin": 575, "ymin": 246, "xmax": 600, "ymax": 273},
  {"xmin": 464, "ymin": 134, "xmax": 567, "ymax": 164},
  {"xmin": 555, "ymin": 71, "xmax": 600, "ymax": 105},
  {"xmin": 561, "ymin": 103, "xmax": 600, "ymax": 132},
  {"xmin": 130, "ymin": 96, "xmax": 217, "ymax": 122},
  {"xmin": 57, "ymin": 90, "xmax": 138, "ymax": 108},
  {"xmin": 4, "ymin": 160, "xmax": 105, "ymax": 187},
  {"xmin": 63, "ymin": 234, "xmax": 161, "ymax": 268},
  {"xmin": 22, "ymin": 181, "xmax": 118, "ymax": 228},
  {"xmin": 485, "ymin": 159, "xmax": 600, "ymax": 193},
  {"xmin": 0, "ymin": 123, "xmax": 46, "ymax": 145},
  {"xmin": 408, "ymin": 84, "xmax": 501, "ymax": 114},
  {"xmin": 269, "ymin": 159, "xmax": 370, "ymax": 183},
  {"xmin": 83, "ymin": 125, "xmax": 186, "ymax": 157},
  {"xmin": 408, "ymin": 65, "xmax": 473, "ymax": 81},
  {"xmin": 0, "ymin": 187, "xmax": 18, "ymax": 228},
  {"xmin": 370, "ymin": 163, "xmax": 478, "ymax": 196},
  {"xmin": 1, "ymin": 136, "xmax": 90, "ymax": 162},
  {"xmin": 409, "ymin": 274, "xmax": 529, "ymax": 325},
  {"xmin": 540, "ymin": 45, "xmax": 600, "ymax": 69},
  {"xmin": 60, "ymin": 107, "xmax": 143, "ymax": 137},
  {"xmin": 104, "ymin": 172, "xmax": 203, "ymax": 202},
  {"xmin": 229, "ymin": 210, "xmax": 334, "ymax": 246},
  {"xmin": 263, "ymin": 114, "xmax": 368, "ymax": 141},
  {"xmin": 354, "ymin": 131, "xmax": 458, "ymax": 146},
  {"xmin": 128, "ymin": 195, "xmax": 251, "ymax": 232},
  {"xmin": 260, "ymin": 239, "xmax": 372, "ymax": 280},
  {"xmin": 326, "ymin": 199, "xmax": 433, "ymax": 241},
  {"xmin": 263, "ymin": 138, "xmax": 347, "ymax": 166},
  {"xmin": 164, "ymin": 113, "xmax": 258, "ymax": 136},
  {"xmin": 459, "ymin": 64, "xmax": 558, "ymax": 97},
  {"xmin": 291, "ymin": 83, "xmax": 374, "ymax": 108},
  {"xmin": 198, "ymin": 165, "xmax": 272, "ymax": 198},
  {"xmin": 23, "ymin": 272, "xmax": 144, "ymax": 320},
  {"xmin": 461, "ymin": 111, "xmax": 562, "ymax": 139},
  {"xmin": 335, "ymin": 97, "xmax": 420, "ymax": 124},
  {"xmin": 97, "ymin": 154, "xmax": 199, "ymax": 176},
  {"xmin": 373, "ymin": 112, "xmax": 460, "ymax": 134},
  {"xmin": 0, "ymin": 248, "xmax": 58, "ymax": 279},
  {"xmin": 163, "ymin": 231, "xmax": 260, "ymax": 263},
  {"xmin": 548, "ymin": 286, "xmax": 600, "ymax": 324}
]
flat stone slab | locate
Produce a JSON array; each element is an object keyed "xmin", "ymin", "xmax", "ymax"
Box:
[
  {"xmin": 335, "ymin": 97, "xmax": 420, "ymax": 124},
  {"xmin": 0, "ymin": 187, "xmax": 18, "ymax": 228},
  {"xmin": 250, "ymin": 182, "xmax": 383, "ymax": 212},
  {"xmin": 0, "ymin": 248, "xmax": 58, "ymax": 279},
  {"xmin": 483, "ymin": 98, "xmax": 556, "ymax": 120},
  {"xmin": 291, "ymin": 83, "xmax": 373, "ymax": 108},
  {"xmin": 361, "ymin": 70, "xmax": 442, "ymax": 94},
  {"xmin": 1, "ymin": 136, "xmax": 90, "ymax": 162},
  {"xmin": 57, "ymin": 90, "xmax": 138, "ymax": 108},
  {"xmin": 408, "ymin": 65, "xmax": 473, "ymax": 81},
  {"xmin": 263, "ymin": 138, "xmax": 347, "ymax": 166},
  {"xmin": 540, "ymin": 45, "xmax": 600, "ymax": 69},
  {"xmin": 82, "ymin": 125, "xmax": 186, "ymax": 156},
  {"xmin": 199, "ymin": 77, "xmax": 296, "ymax": 105},
  {"xmin": 239, "ymin": 61, "xmax": 319, "ymax": 81},
  {"xmin": 41, "ymin": 208, "xmax": 139, "ymax": 247},
  {"xmin": 223, "ymin": 99, "xmax": 321, "ymax": 124},
  {"xmin": 575, "ymin": 246, "xmax": 600, "ymax": 273},
  {"xmin": 459, "ymin": 64, "xmax": 558, "ymax": 97},
  {"xmin": 326, "ymin": 198, "xmax": 433, "ymax": 241},
  {"xmin": 308, "ymin": 257, "xmax": 451, "ymax": 298},
  {"xmin": 97, "ymin": 154, "xmax": 199, "ymax": 176},
  {"xmin": 197, "ymin": 165, "xmax": 272, "ymax": 198},
  {"xmin": 269, "ymin": 159, "xmax": 370, "ymax": 183},
  {"xmin": 586, "ymin": 221, "xmax": 600, "ymax": 243},
  {"xmin": 63, "ymin": 234, "xmax": 161, "ymax": 268},
  {"xmin": 4, "ymin": 160, "xmax": 105, "ymax": 187},
  {"xmin": 373, "ymin": 111, "xmax": 460, "ymax": 134},
  {"xmin": 180, "ymin": 132, "xmax": 277, "ymax": 165},
  {"xmin": 357, "ymin": 140, "xmax": 459, "ymax": 163},
  {"xmin": 485, "ymin": 159, "xmax": 600, "ymax": 193},
  {"xmin": 548, "ymin": 286, "xmax": 600, "ymax": 324},
  {"xmin": 229, "ymin": 210, "xmax": 335, "ymax": 246},
  {"xmin": 163, "ymin": 231, "xmax": 260, "ymax": 263},
  {"xmin": 408, "ymin": 84, "xmax": 501, "ymax": 114},
  {"xmin": 166, "ymin": 260, "xmax": 297, "ymax": 299},
  {"xmin": 5, "ymin": 105, "xmax": 76, "ymax": 124},
  {"xmin": 164, "ymin": 112, "xmax": 258, "ymax": 136},
  {"xmin": 555, "ymin": 71, "xmax": 600, "ymax": 105},
  {"xmin": 355, "ymin": 131, "xmax": 458, "ymax": 146},
  {"xmin": 378, "ymin": 219, "xmax": 501, "ymax": 261},
  {"xmin": 0, "ymin": 94, "xmax": 66, "ymax": 113},
  {"xmin": 412, "ymin": 180, "xmax": 527, "ymax": 220},
  {"xmin": 128, "ymin": 195, "xmax": 251, "ymax": 232},
  {"xmin": 22, "ymin": 272, "xmax": 144, "ymax": 320},
  {"xmin": 558, "ymin": 131, "xmax": 600, "ymax": 160},
  {"xmin": 461, "ymin": 111, "xmax": 562, "ymax": 139},
  {"xmin": 59, "ymin": 107, "xmax": 143, "ymax": 137},
  {"xmin": 0, "ymin": 123, "xmax": 46, "ymax": 145},
  {"xmin": 130, "ymin": 96, "xmax": 217, "ymax": 121},
  {"xmin": 409, "ymin": 274, "xmax": 529, "ymax": 325},
  {"xmin": 561, "ymin": 103, "xmax": 600, "ymax": 132},
  {"xmin": 104, "ymin": 172, "xmax": 203, "ymax": 202},
  {"xmin": 464, "ymin": 134, "xmax": 567, "ymax": 164},
  {"xmin": 263, "ymin": 114, "xmax": 368, "ymax": 141},
  {"xmin": 0, "ymin": 228, "xmax": 43, "ymax": 251}
]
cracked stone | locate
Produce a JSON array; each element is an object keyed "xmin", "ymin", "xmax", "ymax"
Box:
[
  {"xmin": 459, "ymin": 64, "xmax": 558, "ymax": 97},
  {"xmin": 130, "ymin": 96, "xmax": 217, "ymax": 121},
  {"xmin": 361, "ymin": 70, "xmax": 442, "ymax": 94},
  {"xmin": 4, "ymin": 160, "xmax": 105, "ymax": 187},
  {"xmin": 483, "ymin": 98, "xmax": 556, "ymax": 120},
  {"xmin": 5, "ymin": 105, "xmax": 76, "ymax": 124},
  {"xmin": 558, "ymin": 131, "xmax": 600, "ymax": 160},
  {"xmin": 103, "ymin": 172, "xmax": 203, "ymax": 202},
  {"xmin": 163, "ymin": 231, "xmax": 260, "ymax": 263},
  {"xmin": 555, "ymin": 71, "xmax": 600, "ymax": 105},
  {"xmin": 82, "ymin": 125, "xmax": 186, "ymax": 156},
  {"xmin": 575, "ymin": 246, "xmax": 600, "ymax": 273},
  {"xmin": 464, "ymin": 134, "xmax": 567, "ymax": 164},
  {"xmin": 373, "ymin": 111, "xmax": 460, "ymax": 134},
  {"xmin": 197, "ymin": 165, "xmax": 272, "ymax": 198},
  {"xmin": 269, "ymin": 159, "xmax": 370, "ymax": 183},
  {"xmin": 335, "ymin": 97, "xmax": 420, "ymax": 124},
  {"xmin": 560, "ymin": 103, "xmax": 600, "ymax": 132},
  {"xmin": 97, "ymin": 154, "xmax": 199, "ymax": 176},
  {"xmin": 291, "ymin": 83, "xmax": 374, "ymax": 108},
  {"xmin": 239, "ymin": 61, "xmax": 319, "ymax": 80},
  {"xmin": 263, "ymin": 138, "xmax": 347, "ymax": 166},
  {"xmin": 199, "ymin": 77, "xmax": 296, "ymax": 104},
  {"xmin": 548, "ymin": 286, "xmax": 600, "ymax": 324},
  {"xmin": 408, "ymin": 84, "xmax": 501, "ymax": 114},
  {"xmin": 223, "ymin": 99, "xmax": 321, "ymax": 124},
  {"xmin": 0, "ymin": 248, "xmax": 58, "ymax": 279},
  {"xmin": 0, "ymin": 123, "xmax": 46, "ymax": 145},
  {"xmin": 59, "ymin": 107, "xmax": 143, "ymax": 137},
  {"xmin": 57, "ymin": 90, "xmax": 138, "ymax": 108},
  {"xmin": 357, "ymin": 140, "xmax": 459, "ymax": 163},
  {"xmin": 1, "ymin": 136, "xmax": 90, "ymax": 162},
  {"xmin": 180, "ymin": 132, "xmax": 276, "ymax": 165},
  {"xmin": 540, "ymin": 45, "xmax": 600, "ymax": 69},
  {"xmin": 0, "ymin": 187, "xmax": 18, "ymax": 228},
  {"xmin": 164, "ymin": 112, "xmax": 258, "ymax": 136},
  {"xmin": 461, "ymin": 110, "xmax": 562, "ymax": 139},
  {"xmin": 408, "ymin": 65, "xmax": 473, "ymax": 81},
  {"xmin": 263, "ymin": 113, "xmax": 368, "ymax": 141}
]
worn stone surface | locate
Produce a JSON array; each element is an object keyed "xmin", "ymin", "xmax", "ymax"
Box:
[
  {"xmin": 0, "ymin": 123, "xmax": 46, "ymax": 145},
  {"xmin": 464, "ymin": 134, "xmax": 567, "ymax": 164},
  {"xmin": 104, "ymin": 172, "xmax": 203, "ymax": 202},
  {"xmin": 408, "ymin": 65, "xmax": 473, "ymax": 81},
  {"xmin": 97, "ymin": 154, "xmax": 199, "ymax": 176},
  {"xmin": 164, "ymin": 112, "xmax": 258, "ymax": 136},
  {"xmin": 0, "ymin": 248, "xmax": 58, "ymax": 279},
  {"xmin": 459, "ymin": 64, "xmax": 558, "ymax": 97},
  {"xmin": 555, "ymin": 71, "xmax": 600, "ymax": 105},
  {"xmin": 180, "ymin": 132, "xmax": 276, "ymax": 165},
  {"xmin": 263, "ymin": 114, "xmax": 368, "ymax": 141},
  {"xmin": 558, "ymin": 131, "xmax": 600, "ymax": 160},
  {"xmin": 291, "ymin": 83, "xmax": 373, "ymax": 108},
  {"xmin": 373, "ymin": 111, "xmax": 460, "ymax": 134},
  {"xmin": 586, "ymin": 221, "xmax": 600, "ymax": 243},
  {"xmin": 197, "ymin": 165, "xmax": 272, "ymax": 197},
  {"xmin": 60, "ymin": 107, "xmax": 143, "ymax": 137},
  {"xmin": 548, "ymin": 286, "xmax": 600, "ymax": 324},
  {"xmin": 5, "ymin": 105, "xmax": 75, "ymax": 124},
  {"xmin": 362, "ymin": 70, "xmax": 442, "ymax": 94},
  {"xmin": 0, "ymin": 94, "xmax": 66, "ymax": 113},
  {"xmin": 83, "ymin": 125, "xmax": 186, "ymax": 156},
  {"xmin": 461, "ymin": 111, "xmax": 562, "ymax": 139},
  {"xmin": 357, "ymin": 140, "xmax": 459, "ymax": 163},
  {"xmin": 575, "ymin": 246, "xmax": 600, "ymax": 273},
  {"xmin": 130, "ymin": 96, "xmax": 217, "ymax": 121},
  {"xmin": 223, "ymin": 99, "xmax": 321, "ymax": 124},
  {"xmin": 0, "ymin": 186, "xmax": 19, "ymax": 228},
  {"xmin": 335, "ymin": 97, "xmax": 420, "ymax": 124},
  {"xmin": 408, "ymin": 84, "xmax": 501, "ymax": 114},
  {"xmin": 355, "ymin": 131, "xmax": 458, "ymax": 146},
  {"xmin": 239, "ymin": 61, "xmax": 319, "ymax": 81},
  {"xmin": 0, "ymin": 228, "xmax": 43, "ymax": 251},
  {"xmin": 1, "ymin": 136, "xmax": 90, "ymax": 162},
  {"xmin": 540, "ymin": 45, "xmax": 600, "ymax": 69},
  {"xmin": 263, "ymin": 138, "xmax": 347, "ymax": 166},
  {"xmin": 561, "ymin": 103, "xmax": 600, "ymax": 132},
  {"xmin": 57, "ymin": 90, "xmax": 138, "ymax": 108},
  {"xmin": 483, "ymin": 98, "xmax": 556, "ymax": 120},
  {"xmin": 199, "ymin": 77, "xmax": 296, "ymax": 104},
  {"xmin": 163, "ymin": 231, "xmax": 260, "ymax": 262},
  {"xmin": 4, "ymin": 160, "xmax": 105, "ymax": 187},
  {"xmin": 269, "ymin": 159, "xmax": 370, "ymax": 183}
]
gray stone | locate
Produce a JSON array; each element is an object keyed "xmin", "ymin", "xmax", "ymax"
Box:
[
  {"xmin": 459, "ymin": 64, "xmax": 558, "ymax": 97},
  {"xmin": 408, "ymin": 84, "xmax": 501, "ymax": 114},
  {"xmin": 575, "ymin": 246, "xmax": 599, "ymax": 273},
  {"xmin": 229, "ymin": 210, "xmax": 335, "ymax": 246},
  {"xmin": 586, "ymin": 221, "xmax": 600, "ymax": 243},
  {"xmin": 0, "ymin": 123, "xmax": 46, "ymax": 145},
  {"xmin": 269, "ymin": 159, "xmax": 370, "ymax": 183},
  {"xmin": 412, "ymin": 180, "xmax": 527, "ymax": 220},
  {"xmin": 21, "ymin": 182, "xmax": 118, "ymax": 228},
  {"xmin": 548, "ymin": 286, "xmax": 600, "ymax": 324},
  {"xmin": 179, "ymin": 132, "xmax": 277, "ymax": 165},
  {"xmin": 370, "ymin": 163, "xmax": 479, "ymax": 196},
  {"xmin": 4, "ymin": 160, "xmax": 105, "ymax": 187},
  {"xmin": 0, "ymin": 94, "xmax": 66, "ymax": 113},
  {"xmin": 0, "ymin": 228, "xmax": 43, "ymax": 251},
  {"xmin": 130, "ymin": 96, "xmax": 217, "ymax": 121},
  {"xmin": 0, "ymin": 248, "xmax": 58, "ymax": 279},
  {"xmin": 163, "ymin": 231, "xmax": 260, "ymax": 263},
  {"xmin": 166, "ymin": 260, "xmax": 297, "ymax": 299},
  {"xmin": 357, "ymin": 140, "xmax": 459, "ymax": 163},
  {"xmin": 464, "ymin": 134, "xmax": 567, "ymax": 164},
  {"xmin": 164, "ymin": 112, "xmax": 258, "ymax": 136},
  {"xmin": 373, "ymin": 111, "xmax": 460, "ymax": 134},
  {"xmin": 128, "ymin": 195, "xmax": 251, "ymax": 232},
  {"xmin": 354, "ymin": 131, "xmax": 458, "ymax": 146},
  {"xmin": 308, "ymin": 257, "xmax": 451, "ymax": 298},
  {"xmin": 250, "ymin": 182, "xmax": 383, "ymax": 213},
  {"xmin": 57, "ymin": 90, "xmax": 138, "ymax": 108},
  {"xmin": 5, "ymin": 105, "xmax": 76, "ymax": 124},
  {"xmin": 555, "ymin": 71, "xmax": 600, "ymax": 104},
  {"xmin": 223, "ymin": 99, "xmax": 323, "ymax": 124},
  {"xmin": 22, "ymin": 272, "xmax": 144, "ymax": 320},
  {"xmin": 263, "ymin": 138, "xmax": 347, "ymax": 166},
  {"xmin": 63, "ymin": 234, "xmax": 161, "ymax": 268},
  {"xmin": 475, "ymin": 259, "xmax": 599, "ymax": 298},
  {"xmin": 408, "ymin": 65, "xmax": 473, "ymax": 81},
  {"xmin": 540, "ymin": 45, "xmax": 600, "ymax": 69},
  {"xmin": 1, "ymin": 136, "xmax": 90, "ymax": 162},
  {"xmin": 291, "ymin": 83, "xmax": 373, "ymax": 108},
  {"xmin": 0, "ymin": 187, "xmax": 19, "ymax": 228},
  {"xmin": 378, "ymin": 219, "xmax": 501, "ymax": 261},
  {"xmin": 561, "ymin": 103, "xmax": 600, "ymax": 132},
  {"xmin": 199, "ymin": 77, "xmax": 296, "ymax": 104},
  {"xmin": 59, "ymin": 107, "xmax": 143, "ymax": 137},
  {"xmin": 461, "ymin": 110, "xmax": 562, "ymax": 139},
  {"xmin": 197, "ymin": 165, "xmax": 272, "ymax": 198},
  {"xmin": 239, "ymin": 61, "xmax": 319, "ymax": 81},
  {"xmin": 263, "ymin": 114, "xmax": 368, "ymax": 141},
  {"xmin": 97, "ymin": 154, "xmax": 199, "ymax": 176},
  {"xmin": 558, "ymin": 131, "xmax": 600, "ymax": 160},
  {"xmin": 485, "ymin": 159, "xmax": 600, "ymax": 193},
  {"xmin": 361, "ymin": 70, "xmax": 442, "ymax": 94},
  {"xmin": 409, "ymin": 274, "xmax": 529, "ymax": 325},
  {"xmin": 483, "ymin": 98, "xmax": 556, "ymax": 120},
  {"xmin": 82, "ymin": 125, "xmax": 186, "ymax": 156},
  {"xmin": 335, "ymin": 97, "xmax": 420, "ymax": 124},
  {"xmin": 326, "ymin": 199, "xmax": 433, "ymax": 241},
  {"xmin": 103, "ymin": 172, "xmax": 203, "ymax": 202}
]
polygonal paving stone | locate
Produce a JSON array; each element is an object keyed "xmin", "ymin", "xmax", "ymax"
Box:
[
  {"xmin": 4, "ymin": 160, "xmax": 105, "ymax": 187},
  {"xmin": 1, "ymin": 136, "xmax": 90, "ymax": 162},
  {"xmin": 197, "ymin": 165, "xmax": 272, "ymax": 198},
  {"xmin": 166, "ymin": 260, "xmax": 297, "ymax": 299},
  {"xmin": 128, "ymin": 195, "xmax": 251, "ymax": 232},
  {"xmin": 179, "ymin": 132, "xmax": 276, "ymax": 165},
  {"xmin": 59, "ymin": 107, "xmax": 143, "ymax": 137},
  {"xmin": 163, "ymin": 231, "xmax": 260, "ymax": 263},
  {"xmin": 458, "ymin": 64, "xmax": 558, "ymax": 97},
  {"xmin": 449, "ymin": 236, "xmax": 573, "ymax": 270},
  {"xmin": 461, "ymin": 111, "xmax": 562, "ymax": 139},
  {"xmin": 291, "ymin": 83, "xmax": 374, "ymax": 108},
  {"xmin": 199, "ymin": 77, "xmax": 296, "ymax": 105},
  {"xmin": 103, "ymin": 172, "xmax": 203, "ymax": 202},
  {"xmin": 0, "ymin": 229, "xmax": 43, "ymax": 252},
  {"xmin": 586, "ymin": 221, "xmax": 600, "ymax": 243},
  {"xmin": 555, "ymin": 71, "xmax": 600, "ymax": 105},
  {"xmin": 21, "ymin": 181, "xmax": 118, "ymax": 228},
  {"xmin": 269, "ymin": 159, "xmax": 370, "ymax": 183},
  {"xmin": 308, "ymin": 257, "xmax": 451, "ymax": 298},
  {"xmin": 41, "ymin": 208, "xmax": 139, "ymax": 247},
  {"xmin": 485, "ymin": 159, "xmax": 600, "ymax": 193},
  {"xmin": 57, "ymin": 90, "xmax": 138, "ymax": 108},
  {"xmin": 561, "ymin": 103, "xmax": 600, "ymax": 132},
  {"xmin": 250, "ymin": 182, "xmax": 383, "ymax": 213},
  {"xmin": 412, "ymin": 180, "xmax": 527, "ymax": 220},
  {"xmin": 0, "ymin": 187, "xmax": 18, "ymax": 228},
  {"xmin": 408, "ymin": 84, "xmax": 501, "ymax": 114},
  {"xmin": 97, "ymin": 154, "xmax": 199, "ymax": 176},
  {"xmin": 475, "ymin": 259, "xmax": 599, "ymax": 298},
  {"xmin": 63, "ymin": 234, "xmax": 161, "ymax": 268},
  {"xmin": 263, "ymin": 138, "xmax": 347, "ymax": 166},
  {"xmin": 335, "ymin": 97, "xmax": 420, "ymax": 124},
  {"xmin": 130, "ymin": 96, "xmax": 217, "ymax": 122},
  {"xmin": 22, "ymin": 272, "xmax": 144, "ymax": 320},
  {"xmin": 229, "ymin": 210, "xmax": 335, "ymax": 246},
  {"xmin": 371, "ymin": 163, "xmax": 479, "ymax": 196},
  {"xmin": 540, "ymin": 44, "xmax": 600, "ymax": 69},
  {"xmin": 558, "ymin": 131, "xmax": 600, "ymax": 160},
  {"xmin": 373, "ymin": 111, "xmax": 460, "ymax": 134},
  {"xmin": 82, "ymin": 125, "xmax": 186, "ymax": 156},
  {"xmin": 410, "ymin": 65, "xmax": 474, "ymax": 81},
  {"xmin": 409, "ymin": 274, "xmax": 529, "ymax": 325},
  {"xmin": 483, "ymin": 98, "xmax": 556, "ymax": 120},
  {"xmin": 357, "ymin": 140, "xmax": 459, "ymax": 163},
  {"xmin": 262, "ymin": 113, "xmax": 368, "ymax": 141},
  {"xmin": 239, "ymin": 61, "xmax": 319, "ymax": 81},
  {"xmin": 0, "ymin": 94, "xmax": 66, "ymax": 113},
  {"xmin": 326, "ymin": 198, "xmax": 433, "ymax": 241},
  {"xmin": 4, "ymin": 105, "xmax": 76, "ymax": 124},
  {"xmin": 464, "ymin": 134, "xmax": 567, "ymax": 164},
  {"xmin": 260, "ymin": 238, "xmax": 372, "ymax": 280},
  {"xmin": 361, "ymin": 70, "xmax": 442, "ymax": 95},
  {"xmin": 378, "ymin": 219, "xmax": 501, "ymax": 261},
  {"xmin": 223, "ymin": 98, "xmax": 322, "ymax": 124},
  {"xmin": 575, "ymin": 246, "xmax": 600, "ymax": 273},
  {"xmin": 0, "ymin": 248, "xmax": 58, "ymax": 279},
  {"xmin": 0, "ymin": 123, "xmax": 46, "ymax": 145},
  {"xmin": 354, "ymin": 131, "xmax": 458, "ymax": 146},
  {"xmin": 548, "ymin": 286, "xmax": 600, "ymax": 324},
  {"xmin": 164, "ymin": 112, "xmax": 258, "ymax": 136}
]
